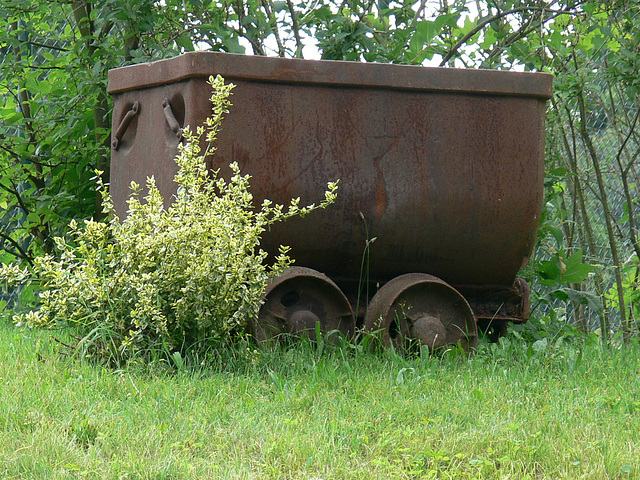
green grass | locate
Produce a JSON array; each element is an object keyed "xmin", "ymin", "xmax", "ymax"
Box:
[{"xmin": 0, "ymin": 322, "xmax": 639, "ymax": 479}]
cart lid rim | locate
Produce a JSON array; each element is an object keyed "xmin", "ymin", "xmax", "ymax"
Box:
[{"xmin": 108, "ymin": 51, "xmax": 553, "ymax": 99}]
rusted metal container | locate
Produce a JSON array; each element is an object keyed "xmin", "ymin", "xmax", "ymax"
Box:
[{"xmin": 108, "ymin": 52, "xmax": 552, "ymax": 348}]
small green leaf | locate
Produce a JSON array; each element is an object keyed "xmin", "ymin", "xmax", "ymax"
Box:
[
  {"xmin": 562, "ymin": 250, "xmax": 594, "ymax": 284},
  {"xmin": 27, "ymin": 213, "xmax": 41, "ymax": 225},
  {"xmin": 532, "ymin": 338, "xmax": 548, "ymax": 353}
]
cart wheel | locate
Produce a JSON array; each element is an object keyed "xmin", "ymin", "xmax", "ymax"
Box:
[
  {"xmin": 252, "ymin": 267, "xmax": 355, "ymax": 343},
  {"xmin": 364, "ymin": 273, "xmax": 477, "ymax": 352}
]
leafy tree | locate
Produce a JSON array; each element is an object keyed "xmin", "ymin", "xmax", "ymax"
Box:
[
  {"xmin": 0, "ymin": 0, "xmax": 178, "ymax": 268},
  {"xmin": 530, "ymin": 1, "xmax": 640, "ymax": 341}
]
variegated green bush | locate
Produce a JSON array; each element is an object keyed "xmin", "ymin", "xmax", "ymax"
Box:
[{"xmin": 1, "ymin": 75, "xmax": 338, "ymax": 364}]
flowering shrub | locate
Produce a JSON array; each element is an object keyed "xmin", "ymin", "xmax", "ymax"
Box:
[{"xmin": 1, "ymin": 75, "xmax": 338, "ymax": 364}]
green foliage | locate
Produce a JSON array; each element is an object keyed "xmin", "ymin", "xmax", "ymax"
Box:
[
  {"xmin": 526, "ymin": 164, "xmax": 603, "ymax": 328},
  {"xmin": 0, "ymin": 1, "xmax": 181, "ymax": 266},
  {"xmin": 532, "ymin": 1, "xmax": 640, "ymax": 340},
  {"xmin": 606, "ymin": 257, "xmax": 640, "ymax": 321},
  {"xmin": 534, "ymin": 247, "xmax": 600, "ymax": 312},
  {"xmin": 0, "ymin": 76, "xmax": 338, "ymax": 365},
  {"xmin": 537, "ymin": 249, "xmax": 593, "ymax": 286}
]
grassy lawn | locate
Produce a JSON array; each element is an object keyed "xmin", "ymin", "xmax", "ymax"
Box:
[{"xmin": 0, "ymin": 322, "xmax": 638, "ymax": 479}]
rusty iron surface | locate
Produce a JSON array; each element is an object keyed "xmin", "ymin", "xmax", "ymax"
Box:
[
  {"xmin": 457, "ymin": 278, "xmax": 531, "ymax": 324},
  {"xmin": 109, "ymin": 52, "xmax": 551, "ymax": 313},
  {"xmin": 252, "ymin": 266, "xmax": 355, "ymax": 342},
  {"xmin": 363, "ymin": 273, "xmax": 478, "ymax": 351},
  {"xmin": 108, "ymin": 51, "xmax": 553, "ymax": 99}
]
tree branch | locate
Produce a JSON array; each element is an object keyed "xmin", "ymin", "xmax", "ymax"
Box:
[
  {"xmin": 0, "ymin": 230, "xmax": 34, "ymax": 267},
  {"xmin": 439, "ymin": 6, "xmax": 575, "ymax": 66},
  {"xmin": 286, "ymin": 0, "xmax": 304, "ymax": 58},
  {"xmin": 262, "ymin": 0, "xmax": 286, "ymax": 57},
  {"xmin": 576, "ymin": 85, "xmax": 629, "ymax": 342},
  {"xmin": 26, "ymin": 40, "xmax": 69, "ymax": 52}
]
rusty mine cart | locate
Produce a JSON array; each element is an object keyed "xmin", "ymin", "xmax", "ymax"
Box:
[{"xmin": 108, "ymin": 52, "xmax": 552, "ymax": 352}]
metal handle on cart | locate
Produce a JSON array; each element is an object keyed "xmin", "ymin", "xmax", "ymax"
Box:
[
  {"xmin": 162, "ymin": 98, "xmax": 182, "ymax": 140},
  {"xmin": 112, "ymin": 101, "xmax": 140, "ymax": 150}
]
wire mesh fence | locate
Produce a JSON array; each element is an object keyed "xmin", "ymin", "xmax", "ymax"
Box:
[{"xmin": 538, "ymin": 61, "xmax": 640, "ymax": 335}]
